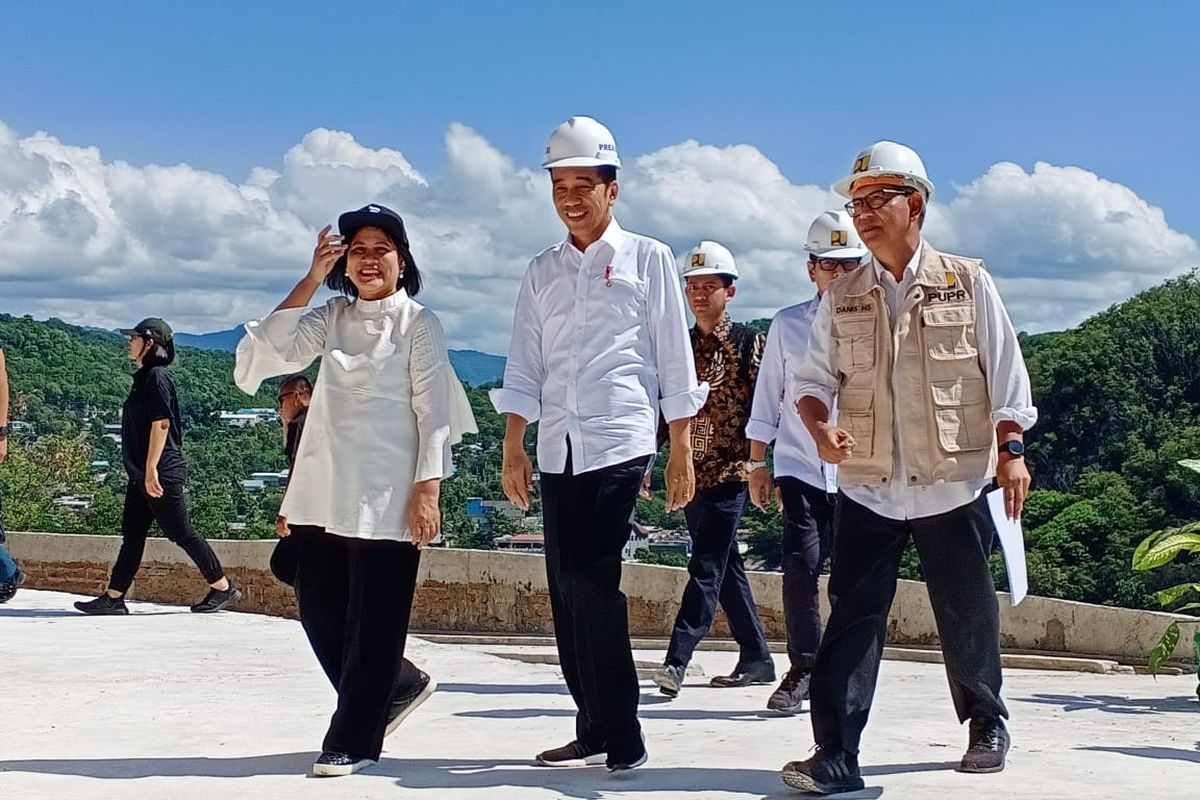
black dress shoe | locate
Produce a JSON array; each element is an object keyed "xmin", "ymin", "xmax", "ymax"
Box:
[
  {"xmin": 781, "ymin": 747, "xmax": 864, "ymax": 794},
  {"xmin": 710, "ymin": 658, "xmax": 776, "ymax": 688},
  {"xmin": 959, "ymin": 716, "xmax": 1010, "ymax": 773}
]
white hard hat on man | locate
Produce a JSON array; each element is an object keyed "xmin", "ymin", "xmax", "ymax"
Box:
[
  {"xmin": 833, "ymin": 140, "xmax": 934, "ymax": 199},
  {"xmin": 805, "ymin": 210, "xmax": 868, "ymax": 260},
  {"xmin": 680, "ymin": 241, "xmax": 739, "ymax": 280},
  {"xmin": 543, "ymin": 116, "xmax": 622, "ymax": 170}
]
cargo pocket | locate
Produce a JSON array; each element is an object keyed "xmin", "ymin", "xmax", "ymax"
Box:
[
  {"xmin": 833, "ymin": 316, "xmax": 877, "ymax": 372},
  {"xmin": 838, "ymin": 388, "xmax": 875, "ymax": 459},
  {"xmin": 922, "ymin": 304, "xmax": 977, "ymax": 361},
  {"xmin": 931, "ymin": 377, "xmax": 991, "ymax": 453}
]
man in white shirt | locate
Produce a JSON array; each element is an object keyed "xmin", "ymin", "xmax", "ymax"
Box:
[
  {"xmin": 746, "ymin": 211, "xmax": 866, "ymax": 714},
  {"xmin": 781, "ymin": 141, "xmax": 1036, "ymax": 795},
  {"xmin": 491, "ymin": 116, "xmax": 707, "ymax": 773}
]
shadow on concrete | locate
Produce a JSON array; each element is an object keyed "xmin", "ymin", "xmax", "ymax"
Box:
[
  {"xmin": 436, "ymin": 682, "xmax": 571, "ymax": 696},
  {"xmin": 1012, "ymin": 693, "xmax": 1198, "ymax": 715},
  {"xmin": 861, "ymin": 760, "xmax": 959, "ymax": 776},
  {"xmin": 455, "ymin": 708, "xmax": 781, "ymax": 722},
  {"xmin": 1079, "ymin": 744, "xmax": 1200, "ymax": 764},
  {"xmin": 0, "ymin": 608, "xmax": 179, "ymax": 618}
]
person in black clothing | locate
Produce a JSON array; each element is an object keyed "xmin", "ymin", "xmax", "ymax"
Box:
[
  {"xmin": 269, "ymin": 374, "xmax": 311, "ymax": 585},
  {"xmin": 75, "ymin": 318, "xmax": 241, "ymax": 615}
]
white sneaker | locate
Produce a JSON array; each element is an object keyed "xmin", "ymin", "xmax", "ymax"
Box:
[{"xmin": 312, "ymin": 752, "xmax": 376, "ymax": 777}]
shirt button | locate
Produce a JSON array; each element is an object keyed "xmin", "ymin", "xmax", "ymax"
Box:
[{"xmin": 910, "ymin": 475, "xmax": 918, "ymax": 483}]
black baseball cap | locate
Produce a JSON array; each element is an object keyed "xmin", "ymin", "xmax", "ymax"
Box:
[
  {"xmin": 337, "ymin": 204, "xmax": 410, "ymax": 249},
  {"xmin": 119, "ymin": 317, "xmax": 174, "ymax": 346}
]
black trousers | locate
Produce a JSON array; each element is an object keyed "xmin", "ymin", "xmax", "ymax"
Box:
[
  {"xmin": 541, "ymin": 449, "xmax": 649, "ymax": 762},
  {"xmin": 294, "ymin": 527, "xmax": 422, "ymax": 761},
  {"xmin": 810, "ymin": 492, "xmax": 1007, "ymax": 755},
  {"xmin": 665, "ymin": 481, "xmax": 770, "ymax": 668},
  {"xmin": 777, "ymin": 477, "xmax": 837, "ymax": 670},
  {"xmin": 110, "ymin": 479, "xmax": 225, "ymax": 594}
]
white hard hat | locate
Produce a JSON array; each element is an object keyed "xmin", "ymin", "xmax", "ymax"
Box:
[
  {"xmin": 542, "ymin": 115, "xmax": 621, "ymax": 170},
  {"xmin": 832, "ymin": 140, "xmax": 935, "ymax": 199},
  {"xmin": 805, "ymin": 211, "xmax": 868, "ymax": 259},
  {"xmin": 681, "ymin": 240, "xmax": 739, "ymax": 279}
]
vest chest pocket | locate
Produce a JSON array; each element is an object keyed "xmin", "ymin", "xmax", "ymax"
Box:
[
  {"xmin": 922, "ymin": 303, "xmax": 977, "ymax": 360},
  {"xmin": 837, "ymin": 388, "xmax": 875, "ymax": 459},
  {"xmin": 832, "ymin": 315, "xmax": 876, "ymax": 373},
  {"xmin": 931, "ymin": 377, "xmax": 991, "ymax": 453}
]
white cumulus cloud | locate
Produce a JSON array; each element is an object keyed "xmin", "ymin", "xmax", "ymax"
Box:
[{"xmin": 0, "ymin": 119, "xmax": 1196, "ymax": 353}]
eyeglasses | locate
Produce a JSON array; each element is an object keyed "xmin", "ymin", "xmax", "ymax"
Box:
[
  {"xmin": 278, "ymin": 390, "xmax": 300, "ymax": 403},
  {"xmin": 844, "ymin": 188, "xmax": 916, "ymax": 217},
  {"xmin": 812, "ymin": 258, "xmax": 864, "ymax": 272}
]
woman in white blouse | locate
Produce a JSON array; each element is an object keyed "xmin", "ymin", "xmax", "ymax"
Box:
[{"xmin": 234, "ymin": 204, "xmax": 475, "ymax": 778}]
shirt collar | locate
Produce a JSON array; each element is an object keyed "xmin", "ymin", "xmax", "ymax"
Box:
[
  {"xmin": 871, "ymin": 239, "xmax": 924, "ymax": 284},
  {"xmin": 693, "ymin": 313, "xmax": 733, "ymax": 343},
  {"xmin": 563, "ymin": 217, "xmax": 625, "ymax": 258},
  {"xmin": 354, "ymin": 289, "xmax": 408, "ymax": 313}
]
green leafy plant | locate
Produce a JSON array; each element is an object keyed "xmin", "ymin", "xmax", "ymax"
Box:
[{"xmin": 1131, "ymin": 461, "xmax": 1200, "ymax": 679}]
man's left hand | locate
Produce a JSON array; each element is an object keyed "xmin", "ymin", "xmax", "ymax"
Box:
[
  {"xmin": 665, "ymin": 447, "xmax": 695, "ymax": 512},
  {"xmin": 996, "ymin": 455, "xmax": 1031, "ymax": 519}
]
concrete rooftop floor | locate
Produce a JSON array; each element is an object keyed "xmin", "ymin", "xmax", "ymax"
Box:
[{"xmin": 1, "ymin": 590, "xmax": 1197, "ymax": 800}]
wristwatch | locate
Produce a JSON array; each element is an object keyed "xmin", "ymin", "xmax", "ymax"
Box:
[
  {"xmin": 999, "ymin": 440, "xmax": 1025, "ymax": 459},
  {"xmin": 743, "ymin": 460, "xmax": 768, "ymax": 473}
]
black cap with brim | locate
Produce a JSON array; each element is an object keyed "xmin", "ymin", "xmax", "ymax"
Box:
[
  {"xmin": 119, "ymin": 317, "xmax": 174, "ymax": 346},
  {"xmin": 337, "ymin": 204, "xmax": 410, "ymax": 250}
]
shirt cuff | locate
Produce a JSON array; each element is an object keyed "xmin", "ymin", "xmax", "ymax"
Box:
[
  {"xmin": 991, "ymin": 406, "xmax": 1039, "ymax": 431},
  {"xmin": 792, "ymin": 382, "xmax": 836, "ymax": 413},
  {"xmin": 745, "ymin": 419, "xmax": 779, "ymax": 443},
  {"xmin": 660, "ymin": 382, "xmax": 710, "ymax": 423},
  {"xmin": 489, "ymin": 387, "xmax": 541, "ymax": 423},
  {"xmin": 414, "ymin": 427, "xmax": 452, "ymax": 483}
]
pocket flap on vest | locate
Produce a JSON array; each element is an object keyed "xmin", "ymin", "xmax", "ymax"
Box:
[
  {"xmin": 840, "ymin": 387, "xmax": 875, "ymax": 412},
  {"xmin": 930, "ymin": 377, "xmax": 987, "ymax": 406},
  {"xmin": 922, "ymin": 304, "xmax": 974, "ymax": 326}
]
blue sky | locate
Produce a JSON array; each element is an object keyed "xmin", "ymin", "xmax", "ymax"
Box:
[{"xmin": 1, "ymin": 0, "xmax": 1197, "ymax": 347}]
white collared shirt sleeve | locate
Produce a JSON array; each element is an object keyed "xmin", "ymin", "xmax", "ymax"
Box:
[
  {"xmin": 790, "ymin": 292, "xmax": 838, "ymax": 413},
  {"xmin": 647, "ymin": 244, "xmax": 708, "ymax": 421},
  {"xmin": 409, "ymin": 310, "xmax": 456, "ymax": 483},
  {"xmin": 489, "ymin": 267, "xmax": 544, "ymax": 423},
  {"xmin": 976, "ymin": 267, "xmax": 1038, "ymax": 431},
  {"xmin": 233, "ymin": 301, "xmax": 335, "ymax": 395},
  {"xmin": 746, "ymin": 314, "xmax": 786, "ymax": 443}
]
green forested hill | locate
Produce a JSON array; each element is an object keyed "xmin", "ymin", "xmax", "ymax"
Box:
[{"xmin": 4, "ymin": 274, "xmax": 1200, "ymax": 613}]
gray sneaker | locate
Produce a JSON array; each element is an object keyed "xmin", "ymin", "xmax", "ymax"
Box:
[
  {"xmin": 651, "ymin": 663, "xmax": 685, "ymax": 698},
  {"xmin": 767, "ymin": 667, "xmax": 811, "ymax": 713}
]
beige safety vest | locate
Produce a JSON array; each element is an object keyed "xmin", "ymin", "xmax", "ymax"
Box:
[{"xmin": 828, "ymin": 243, "xmax": 997, "ymax": 487}]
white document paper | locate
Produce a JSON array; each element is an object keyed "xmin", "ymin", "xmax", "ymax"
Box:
[{"xmin": 986, "ymin": 488, "xmax": 1028, "ymax": 606}]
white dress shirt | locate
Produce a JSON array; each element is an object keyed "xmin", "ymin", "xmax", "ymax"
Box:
[
  {"xmin": 234, "ymin": 291, "xmax": 477, "ymax": 542},
  {"xmin": 792, "ymin": 241, "xmax": 1038, "ymax": 520},
  {"xmin": 746, "ymin": 298, "xmax": 837, "ymax": 494},
  {"xmin": 490, "ymin": 218, "xmax": 708, "ymax": 475}
]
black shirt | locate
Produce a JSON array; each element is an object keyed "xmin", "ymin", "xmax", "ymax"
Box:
[
  {"xmin": 122, "ymin": 365, "xmax": 186, "ymax": 481},
  {"xmin": 284, "ymin": 410, "xmax": 307, "ymax": 468}
]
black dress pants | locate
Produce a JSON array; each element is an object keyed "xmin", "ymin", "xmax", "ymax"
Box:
[
  {"xmin": 809, "ymin": 492, "xmax": 1007, "ymax": 755},
  {"xmin": 665, "ymin": 481, "xmax": 771, "ymax": 668},
  {"xmin": 777, "ymin": 477, "xmax": 836, "ymax": 670},
  {"xmin": 109, "ymin": 479, "xmax": 224, "ymax": 594},
  {"xmin": 293, "ymin": 527, "xmax": 421, "ymax": 761},
  {"xmin": 540, "ymin": 448, "xmax": 649, "ymax": 763}
]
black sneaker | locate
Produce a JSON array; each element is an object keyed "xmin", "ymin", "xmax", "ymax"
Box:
[
  {"xmin": 607, "ymin": 732, "xmax": 648, "ymax": 773},
  {"xmin": 311, "ymin": 751, "xmax": 376, "ymax": 777},
  {"xmin": 781, "ymin": 747, "xmax": 864, "ymax": 794},
  {"xmin": 190, "ymin": 584, "xmax": 242, "ymax": 613},
  {"xmin": 384, "ymin": 669, "xmax": 437, "ymax": 738},
  {"xmin": 959, "ymin": 717, "xmax": 1010, "ymax": 773},
  {"xmin": 74, "ymin": 593, "xmax": 130, "ymax": 615},
  {"xmin": 535, "ymin": 740, "xmax": 606, "ymax": 767},
  {"xmin": 767, "ymin": 667, "xmax": 812, "ymax": 714},
  {"xmin": 710, "ymin": 657, "xmax": 776, "ymax": 688}
]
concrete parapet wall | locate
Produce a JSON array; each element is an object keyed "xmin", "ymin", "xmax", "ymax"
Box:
[{"xmin": 8, "ymin": 531, "xmax": 1195, "ymax": 663}]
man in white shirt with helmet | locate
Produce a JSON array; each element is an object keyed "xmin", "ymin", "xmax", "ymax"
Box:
[
  {"xmin": 782, "ymin": 141, "xmax": 1035, "ymax": 794},
  {"xmin": 746, "ymin": 211, "xmax": 866, "ymax": 714},
  {"xmin": 492, "ymin": 116, "xmax": 707, "ymax": 773}
]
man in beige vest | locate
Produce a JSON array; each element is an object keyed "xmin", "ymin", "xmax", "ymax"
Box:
[{"xmin": 780, "ymin": 141, "xmax": 1036, "ymax": 795}]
